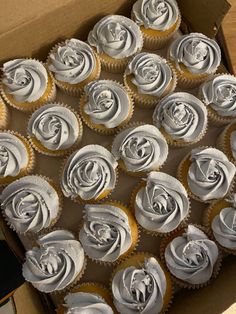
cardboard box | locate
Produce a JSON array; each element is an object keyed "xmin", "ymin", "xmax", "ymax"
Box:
[{"xmin": 1, "ymin": 0, "xmax": 236, "ymax": 313}]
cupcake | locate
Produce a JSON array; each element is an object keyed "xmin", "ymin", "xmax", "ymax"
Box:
[
  {"xmin": 60, "ymin": 144, "xmax": 118, "ymax": 203},
  {"xmin": 132, "ymin": 0, "xmax": 181, "ymax": 49},
  {"xmin": 199, "ymin": 74, "xmax": 236, "ymax": 125},
  {"xmin": 1, "ymin": 58, "xmax": 56, "ymax": 112},
  {"xmin": 124, "ymin": 52, "xmax": 177, "ymax": 108},
  {"xmin": 111, "ymin": 124, "xmax": 168, "ymax": 176},
  {"xmin": 22, "ymin": 230, "xmax": 86, "ymax": 293},
  {"xmin": 47, "ymin": 38, "xmax": 101, "ymax": 95},
  {"xmin": 57, "ymin": 283, "xmax": 115, "ymax": 314},
  {"xmin": 0, "ymin": 131, "xmax": 35, "ymax": 186},
  {"xmin": 131, "ymin": 171, "xmax": 190, "ymax": 236},
  {"xmin": 204, "ymin": 194, "xmax": 236, "ymax": 254},
  {"xmin": 27, "ymin": 103, "xmax": 83, "ymax": 156},
  {"xmin": 153, "ymin": 92, "xmax": 208, "ymax": 146},
  {"xmin": 168, "ymin": 33, "xmax": 221, "ymax": 88},
  {"xmin": 0, "ymin": 175, "xmax": 62, "ymax": 234},
  {"xmin": 0, "ymin": 97, "xmax": 9, "ymax": 129},
  {"xmin": 79, "ymin": 80, "xmax": 134, "ymax": 134},
  {"xmin": 79, "ymin": 201, "xmax": 139, "ymax": 264},
  {"xmin": 88, "ymin": 15, "xmax": 143, "ymax": 73},
  {"xmin": 177, "ymin": 147, "xmax": 236, "ymax": 203},
  {"xmin": 111, "ymin": 252, "xmax": 172, "ymax": 314},
  {"xmin": 217, "ymin": 120, "xmax": 236, "ymax": 164},
  {"xmin": 161, "ymin": 225, "xmax": 220, "ymax": 288}
]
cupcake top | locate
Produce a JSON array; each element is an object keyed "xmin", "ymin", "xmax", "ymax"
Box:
[
  {"xmin": 0, "ymin": 175, "xmax": 60, "ymax": 233},
  {"xmin": 187, "ymin": 147, "xmax": 235, "ymax": 201},
  {"xmin": 48, "ymin": 39, "xmax": 96, "ymax": 84},
  {"xmin": 230, "ymin": 131, "xmax": 236, "ymax": 160},
  {"xmin": 88, "ymin": 15, "xmax": 143, "ymax": 59},
  {"xmin": 112, "ymin": 124, "xmax": 168, "ymax": 173},
  {"xmin": 153, "ymin": 92, "xmax": 207, "ymax": 143},
  {"xmin": 79, "ymin": 203, "xmax": 132, "ymax": 263},
  {"xmin": 164, "ymin": 225, "xmax": 219, "ymax": 285},
  {"xmin": 132, "ymin": 0, "xmax": 180, "ymax": 31},
  {"xmin": 63, "ymin": 291, "xmax": 114, "ymax": 314},
  {"xmin": 112, "ymin": 257, "xmax": 166, "ymax": 314},
  {"xmin": 200, "ymin": 74, "xmax": 236, "ymax": 117},
  {"xmin": 135, "ymin": 171, "xmax": 189, "ymax": 233},
  {"xmin": 169, "ymin": 33, "xmax": 221, "ymax": 74},
  {"xmin": 211, "ymin": 194, "xmax": 236, "ymax": 250},
  {"xmin": 0, "ymin": 132, "xmax": 29, "ymax": 178},
  {"xmin": 61, "ymin": 145, "xmax": 117, "ymax": 200},
  {"xmin": 22, "ymin": 230, "xmax": 85, "ymax": 293},
  {"xmin": 83, "ymin": 80, "xmax": 131, "ymax": 128},
  {"xmin": 2, "ymin": 59, "xmax": 48, "ymax": 103},
  {"xmin": 28, "ymin": 103, "xmax": 80, "ymax": 151}
]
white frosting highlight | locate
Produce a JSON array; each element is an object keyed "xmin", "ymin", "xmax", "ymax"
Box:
[
  {"xmin": 84, "ymin": 80, "xmax": 131, "ymax": 128},
  {"xmin": 2, "ymin": 59, "xmax": 48, "ymax": 102},
  {"xmin": 79, "ymin": 203, "xmax": 132, "ymax": 263},
  {"xmin": 132, "ymin": 0, "xmax": 179, "ymax": 31},
  {"xmin": 28, "ymin": 103, "xmax": 79, "ymax": 151},
  {"xmin": 88, "ymin": 15, "xmax": 143, "ymax": 59},
  {"xmin": 230, "ymin": 131, "xmax": 236, "ymax": 160},
  {"xmin": 153, "ymin": 92, "xmax": 207, "ymax": 142},
  {"xmin": 61, "ymin": 145, "xmax": 117, "ymax": 200},
  {"xmin": 1, "ymin": 175, "xmax": 59, "ymax": 233},
  {"xmin": 126, "ymin": 52, "xmax": 173, "ymax": 97},
  {"xmin": 112, "ymin": 257, "xmax": 167, "ymax": 314},
  {"xmin": 48, "ymin": 39, "xmax": 96, "ymax": 84},
  {"xmin": 201, "ymin": 75, "xmax": 236, "ymax": 117},
  {"xmin": 135, "ymin": 172, "xmax": 189, "ymax": 233},
  {"xmin": 187, "ymin": 148, "xmax": 235, "ymax": 201},
  {"xmin": 165, "ymin": 225, "xmax": 219, "ymax": 285},
  {"xmin": 0, "ymin": 132, "xmax": 29, "ymax": 177},
  {"xmin": 22, "ymin": 230, "xmax": 85, "ymax": 293},
  {"xmin": 112, "ymin": 124, "xmax": 168, "ymax": 173},
  {"xmin": 169, "ymin": 33, "xmax": 221, "ymax": 74}
]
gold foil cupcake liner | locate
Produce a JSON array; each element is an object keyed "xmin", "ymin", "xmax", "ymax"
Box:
[
  {"xmin": 0, "ymin": 98, "xmax": 10, "ymax": 130},
  {"xmin": 28, "ymin": 102, "xmax": 83, "ymax": 157},
  {"xmin": 47, "ymin": 42, "xmax": 101, "ymax": 96},
  {"xmin": 216, "ymin": 121, "xmax": 236, "ymax": 164},
  {"xmin": 79, "ymin": 81, "xmax": 134, "ymax": 135}
]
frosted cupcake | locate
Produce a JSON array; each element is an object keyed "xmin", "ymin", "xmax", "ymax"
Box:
[
  {"xmin": 204, "ymin": 194, "xmax": 236, "ymax": 254},
  {"xmin": 111, "ymin": 124, "xmax": 168, "ymax": 176},
  {"xmin": 1, "ymin": 58, "xmax": 56, "ymax": 112},
  {"xmin": 88, "ymin": 15, "xmax": 143, "ymax": 73},
  {"xmin": 153, "ymin": 92, "xmax": 208, "ymax": 146},
  {"xmin": 217, "ymin": 120, "xmax": 236, "ymax": 165},
  {"xmin": 79, "ymin": 80, "xmax": 134, "ymax": 134},
  {"xmin": 0, "ymin": 175, "xmax": 62, "ymax": 234},
  {"xmin": 61, "ymin": 144, "xmax": 118, "ymax": 203},
  {"xmin": 79, "ymin": 202, "xmax": 139, "ymax": 264},
  {"xmin": 168, "ymin": 33, "xmax": 221, "ymax": 88},
  {"xmin": 132, "ymin": 0, "xmax": 181, "ymax": 49},
  {"xmin": 47, "ymin": 38, "xmax": 101, "ymax": 95},
  {"xmin": 131, "ymin": 172, "xmax": 190, "ymax": 236},
  {"xmin": 199, "ymin": 74, "xmax": 236, "ymax": 125},
  {"xmin": 0, "ymin": 131, "xmax": 35, "ymax": 186},
  {"xmin": 177, "ymin": 147, "xmax": 236, "ymax": 203},
  {"xmin": 124, "ymin": 52, "xmax": 177, "ymax": 108},
  {"xmin": 162, "ymin": 225, "xmax": 220, "ymax": 288},
  {"xmin": 57, "ymin": 283, "xmax": 115, "ymax": 314},
  {"xmin": 28, "ymin": 103, "xmax": 83, "ymax": 156},
  {"xmin": 0, "ymin": 97, "xmax": 9, "ymax": 129},
  {"xmin": 111, "ymin": 252, "xmax": 172, "ymax": 314},
  {"xmin": 22, "ymin": 230, "xmax": 86, "ymax": 293}
]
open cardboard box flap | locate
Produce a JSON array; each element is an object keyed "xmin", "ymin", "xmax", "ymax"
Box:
[{"xmin": 1, "ymin": 0, "xmax": 235, "ymax": 313}]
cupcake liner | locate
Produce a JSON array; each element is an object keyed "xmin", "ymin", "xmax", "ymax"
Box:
[
  {"xmin": 0, "ymin": 130, "xmax": 35, "ymax": 187},
  {"xmin": 28, "ymin": 103, "xmax": 83, "ymax": 157},
  {"xmin": 0, "ymin": 98, "xmax": 10, "ymax": 130},
  {"xmin": 216, "ymin": 121, "xmax": 236, "ymax": 164},
  {"xmin": 123, "ymin": 61, "xmax": 178, "ymax": 109},
  {"xmin": 46, "ymin": 42, "xmax": 101, "ymax": 96},
  {"xmin": 79, "ymin": 81, "xmax": 134, "ymax": 135},
  {"xmin": 79, "ymin": 200, "xmax": 140, "ymax": 266},
  {"xmin": 1, "ymin": 60, "xmax": 56, "ymax": 113},
  {"xmin": 160, "ymin": 224, "xmax": 223, "ymax": 289},
  {"xmin": 130, "ymin": 181, "xmax": 191, "ymax": 238}
]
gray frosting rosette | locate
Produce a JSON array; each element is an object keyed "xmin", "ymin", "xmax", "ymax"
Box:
[{"xmin": 231, "ymin": 131, "xmax": 236, "ymax": 160}]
